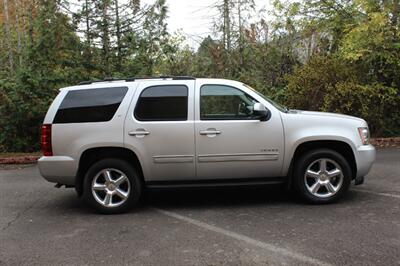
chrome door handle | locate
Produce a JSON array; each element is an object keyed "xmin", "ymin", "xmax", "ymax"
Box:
[
  {"xmin": 129, "ymin": 131, "xmax": 150, "ymax": 136},
  {"xmin": 199, "ymin": 130, "xmax": 221, "ymax": 135}
]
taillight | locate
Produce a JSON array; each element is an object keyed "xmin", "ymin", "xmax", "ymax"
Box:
[{"xmin": 41, "ymin": 124, "xmax": 53, "ymax": 156}]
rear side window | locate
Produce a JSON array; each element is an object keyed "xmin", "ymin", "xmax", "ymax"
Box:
[
  {"xmin": 53, "ymin": 87, "xmax": 128, "ymax": 123},
  {"xmin": 134, "ymin": 85, "xmax": 188, "ymax": 121}
]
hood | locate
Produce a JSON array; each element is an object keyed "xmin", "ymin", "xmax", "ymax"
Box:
[{"xmin": 289, "ymin": 110, "xmax": 365, "ymax": 123}]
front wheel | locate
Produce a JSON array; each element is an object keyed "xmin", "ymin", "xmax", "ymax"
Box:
[
  {"xmin": 293, "ymin": 149, "xmax": 352, "ymax": 204},
  {"xmin": 83, "ymin": 158, "xmax": 142, "ymax": 214}
]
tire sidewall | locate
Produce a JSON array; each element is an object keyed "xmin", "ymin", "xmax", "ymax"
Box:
[
  {"xmin": 83, "ymin": 158, "xmax": 142, "ymax": 214},
  {"xmin": 293, "ymin": 149, "xmax": 352, "ymax": 204}
]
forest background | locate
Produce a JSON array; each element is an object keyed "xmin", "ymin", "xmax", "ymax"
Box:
[{"xmin": 0, "ymin": 0, "xmax": 399, "ymax": 152}]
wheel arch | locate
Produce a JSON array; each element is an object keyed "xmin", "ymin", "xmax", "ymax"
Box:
[
  {"xmin": 75, "ymin": 147, "xmax": 144, "ymax": 196},
  {"xmin": 288, "ymin": 140, "xmax": 357, "ymax": 183}
]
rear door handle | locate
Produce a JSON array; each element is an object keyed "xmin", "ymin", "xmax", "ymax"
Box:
[
  {"xmin": 199, "ymin": 130, "xmax": 221, "ymax": 135},
  {"xmin": 129, "ymin": 130, "xmax": 150, "ymax": 136}
]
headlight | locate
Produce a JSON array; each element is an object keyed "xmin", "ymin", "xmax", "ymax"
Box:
[{"xmin": 358, "ymin": 127, "xmax": 370, "ymax": 145}]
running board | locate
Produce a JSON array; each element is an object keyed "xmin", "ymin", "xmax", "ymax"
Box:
[{"xmin": 145, "ymin": 177, "xmax": 286, "ymax": 189}]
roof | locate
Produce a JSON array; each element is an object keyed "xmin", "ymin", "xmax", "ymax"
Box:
[
  {"xmin": 77, "ymin": 76, "xmax": 196, "ymax": 85},
  {"xmin": 60, "ymin": 77, "xmax": 243, "ymax": 91}
]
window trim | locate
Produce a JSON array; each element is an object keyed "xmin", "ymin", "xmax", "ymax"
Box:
[
  {"xmin": 134, "ymin": 84, "xmax": 189, "ymax": 122},
  {"xmin": 199, "ymin": 84, "xmax": 265, "ymax": 121}
]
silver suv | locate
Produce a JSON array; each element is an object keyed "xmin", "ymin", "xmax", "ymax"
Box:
[{"xmin": 38, "ymin": 76, "xmax": 376, "ymax": 213}]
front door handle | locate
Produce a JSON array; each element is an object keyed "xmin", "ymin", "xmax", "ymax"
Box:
[
  {"xmin": 129, "ymin": 130, "xmax": 150, "ymax": 136},
  {"xmin": 199, "ymin": 130, "xmax": 221, "ymax": 135}
]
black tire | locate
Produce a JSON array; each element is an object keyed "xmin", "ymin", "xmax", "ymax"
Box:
[
  {"xmin": 82, "ymin": 158, "xmax": 142, "ymax": 214},
  {"xmin": 293, "ymin": 149, "xmax": 351, "ymax": 204}
]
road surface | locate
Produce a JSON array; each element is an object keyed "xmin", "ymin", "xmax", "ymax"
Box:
[{"xmin": 1, "ymin": 148, "xmax": 399, "ymax": 265}]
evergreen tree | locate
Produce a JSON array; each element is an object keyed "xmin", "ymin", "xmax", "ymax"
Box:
[{"xmin": 136, "ymin": 0, "xmax": 169, "ymax": 75}]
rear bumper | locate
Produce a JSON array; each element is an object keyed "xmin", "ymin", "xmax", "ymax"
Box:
[
  {"xmin": 355, "ymin": 144, "xmax": 375, "ymax": 178},
  {"xmin": 38, "ymin": 156, "xmax": 77, "ymax": 186}
]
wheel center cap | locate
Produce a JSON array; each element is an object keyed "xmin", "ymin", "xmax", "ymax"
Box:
[
  {"xmin": 108, "ymin": 183, "xmax": 116, "ymax": 191},
  {"xmin": 320, "ymin": 174, "xmax": 327, "ymax": 181}
]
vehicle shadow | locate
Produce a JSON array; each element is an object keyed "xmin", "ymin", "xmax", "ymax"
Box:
[
  {"xmin": 48, "ymin": 184, "xmax": 360, "ymax": 215},
  {"xmin": 145, "ymin": 185, "xmax": 290, "ymax": 207},
  {"xmin": 143, "ymin": 184, "xmax": 359, "ymax": 210}
]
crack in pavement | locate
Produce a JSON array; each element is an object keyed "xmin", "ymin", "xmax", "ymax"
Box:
[{"xmin": 1, "ymin": 198, "xmax": 41, "ymax": 232}]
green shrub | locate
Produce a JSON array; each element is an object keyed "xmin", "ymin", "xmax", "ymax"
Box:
[
  {"xmin": 285, "ymin": 56, "xmax": 357, "ymax": 110},
  {"xmin": 0, "ymin": 73, "xmax": 57, "ymax": 152},
  {"xmin": 322, "ymin": 82, "xmax": 400, "ymax": 136},
  {"xmin": 284, "ymin": 56, "xmax": 399, "ymax": 136}
]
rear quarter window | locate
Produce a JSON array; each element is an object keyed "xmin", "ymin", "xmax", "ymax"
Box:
[{"xmin": 53, "ymin": 87, "xmax": 128, "ymax": 123}]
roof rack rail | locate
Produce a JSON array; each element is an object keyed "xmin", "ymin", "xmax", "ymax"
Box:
[
  {"xmin": 125, "ymin": 76, "xmax": 195, "ymax": 81},
  {"xmin": 160, "ymin": 75, "xmax": 195, "ymax": 80},
  {"xmin": 78, "ymin": 76, "xmax": 196, "ymax": 85},
  {"xmin": 78, "ymin": 80, "xmax": 93, "ymax": 85},
  {"xmin": 78, "ymin": 77, "xmax": 125, "ymax": 85}
]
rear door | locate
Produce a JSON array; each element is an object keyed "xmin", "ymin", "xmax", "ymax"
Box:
[{"xmin": 124, "ymin": 80, "xmax": 196, "ymax": 181}]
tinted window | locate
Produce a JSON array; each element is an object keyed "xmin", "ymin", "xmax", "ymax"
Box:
[
  {"xmin": 200, "ymin": 85, "xmax": 258, "ymax": 120},
  {"xmin": 135, "ymin": 85, "xmax": 188, "ymax": 121},
  {"xmin": 53, "ymin": 87, "xmax": 128, "ymax": 123}
]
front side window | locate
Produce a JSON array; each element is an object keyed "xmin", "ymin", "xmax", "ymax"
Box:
[
  {"xmin": 135, "ymin": 85, "xmax": 188, "ymax": 121},
  {"xmin": 200, "ymin": 85, "xmax": 258, "ymax": 120},
  {"xmin": 53, "ymin": 87, "xmax": 128, "ymax": 123}
]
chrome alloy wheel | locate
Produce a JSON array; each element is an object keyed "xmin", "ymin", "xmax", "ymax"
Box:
[
  {"xmin": 91, "ymin": 168, "xmax": 131, "ymax": 208},
  {"xmin": 304, "ymin": 158, "xmax": 344, "ymax": 198}
]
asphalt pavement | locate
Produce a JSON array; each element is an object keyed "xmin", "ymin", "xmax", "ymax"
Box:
[{"xmin": 1, "ymin": 148, "xmax": 399, "ymax": 265}]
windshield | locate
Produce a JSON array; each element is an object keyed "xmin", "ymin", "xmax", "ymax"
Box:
[{"xmin": 243, "ymin": 84, "xmax": 288, "ymax": 113}]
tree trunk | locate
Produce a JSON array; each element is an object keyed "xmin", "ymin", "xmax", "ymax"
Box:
[
  {"xmin": 223, "ymin": 0, "xmax": 231, "ymax": 51},
  {"xmin": 391, "ymin": 0, "xmax": 399, "ymax": 38},
  {"xmin": 115, "ymin": 0, "xmax": 122, "ymax": 72},
  {"xmin": 238, "ymin": 0, "xmax": 244, "ymax": 70},
  {"xmin": 102, "ymin": 0, "xmax": 110, "ymax": 76},
  {"xmin": 15, "ymin": 0, "xmax": 23, "ymax": 66},
  {"xmin": 3, "ymin": 0, "xmax": 14, "ymax": 73},
  {"xmin": 84, "ymin": 0, "xmax": 92, "ymax": 69},
  {"xmin": 28, "ymin": 1, "xmax": 34, "ymax": 49},
  {"xmin": 21, "ymin": 0, "xmax": 27, "ymax": 49}
]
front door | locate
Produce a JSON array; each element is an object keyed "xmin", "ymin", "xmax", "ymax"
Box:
[
  {"xmin": 195, "ymin": 82, "xmax": 284, "ymax": 180},
  {"xmin": 124, "ymin": 80, "xmax": 195, "ymax": 181}
]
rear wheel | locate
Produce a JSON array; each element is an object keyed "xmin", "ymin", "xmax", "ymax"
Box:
[
  {"xmin": 83, "ymin": 158, "xmax": 142, "ymax": 214},
  {"xmin": 293, "ymin": 149, "xmax": 351, "ymax": 204}
]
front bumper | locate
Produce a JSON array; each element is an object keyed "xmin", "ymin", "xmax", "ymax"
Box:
[
  {"xmin": 38, "ymin": 156, "xmax": 77, "ymax": 186},
  {"xmin": 355, "ymin": 144, "xmax": 376, "ymax": 178}
]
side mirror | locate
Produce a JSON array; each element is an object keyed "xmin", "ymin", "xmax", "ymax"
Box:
[{"xmin": 253, "ymin": 103, "xmax": 271, "ymax": 121}]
